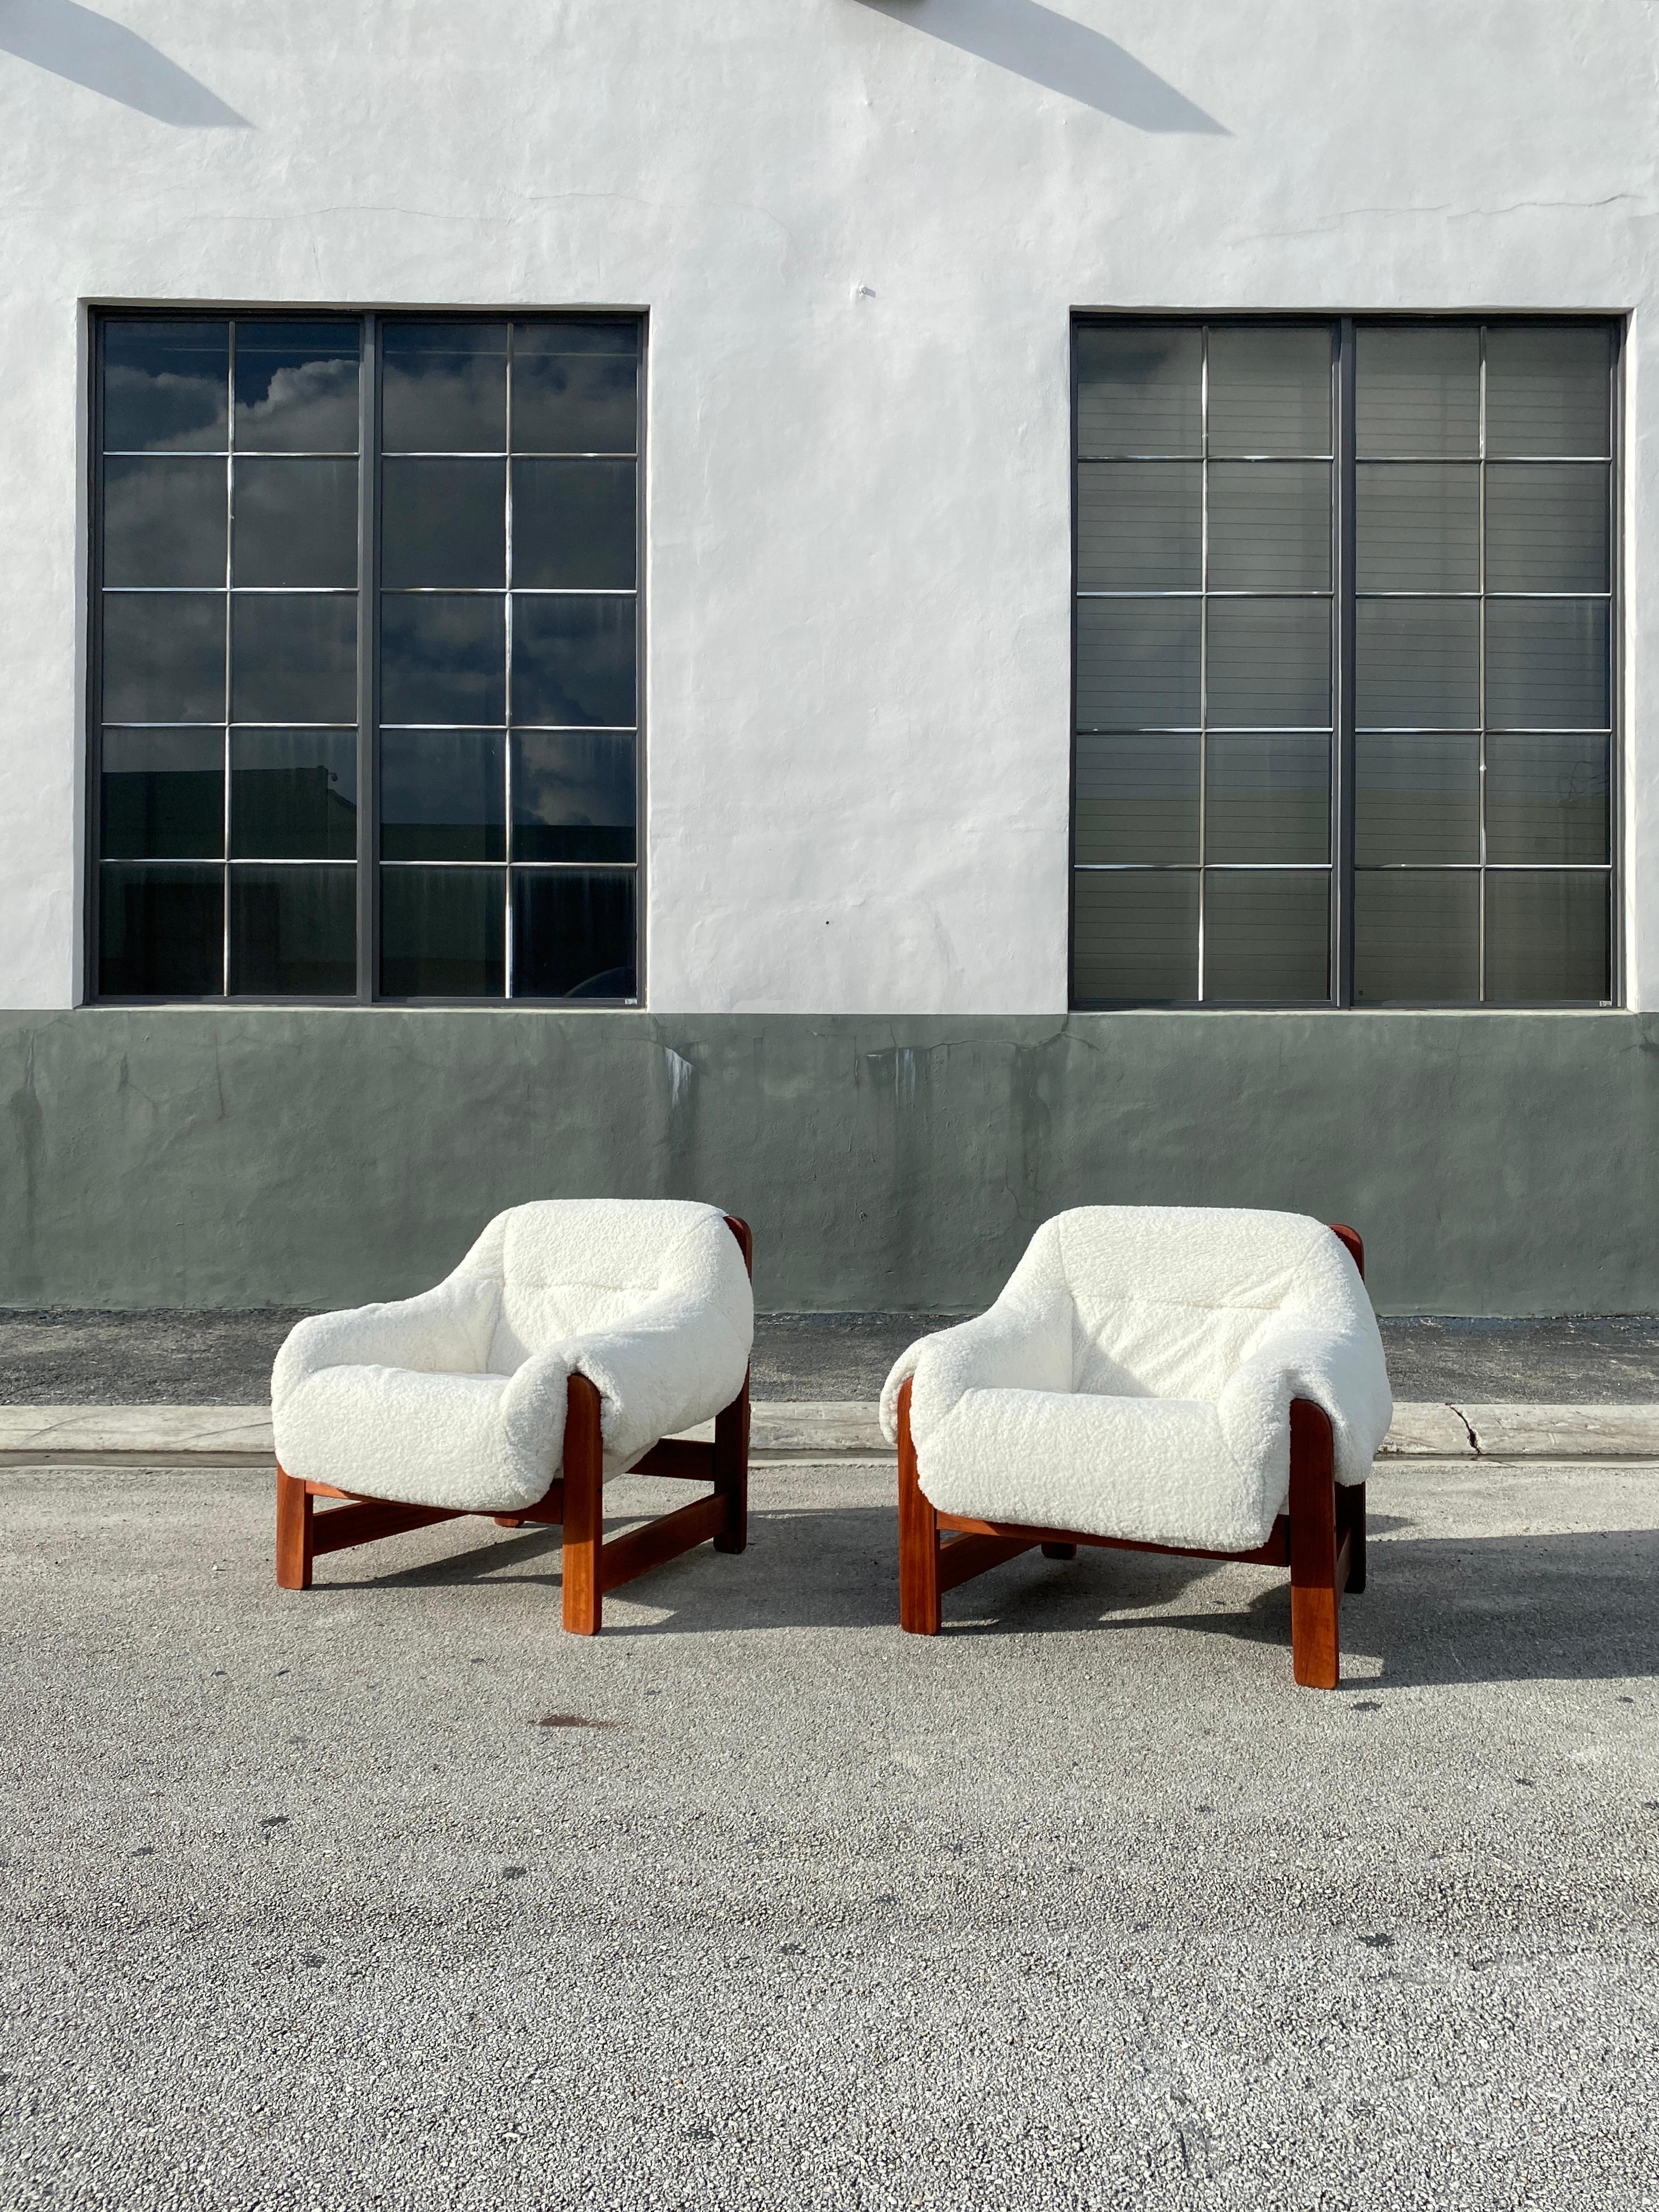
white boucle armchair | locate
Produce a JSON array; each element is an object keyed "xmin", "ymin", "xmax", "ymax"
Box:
[
  {"xmin": 272, "ymin": 1199, "xmax": 754, "ymax": 1635},
  {"xmin": 880, "ymin": 1207, "xmax": 1393, "ymax": 1687}
]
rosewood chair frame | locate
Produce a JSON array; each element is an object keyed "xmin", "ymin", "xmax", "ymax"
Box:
[
  {"xmin": 276, "ymin": 1215, "xmax": 754, "ymax": 1636},
  {"xmin": 896, "ymin": 1224, "xmax": 1368, "ymax": 1689}
]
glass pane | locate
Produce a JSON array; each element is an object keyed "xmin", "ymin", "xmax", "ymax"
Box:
[
  {"xmin": 1485, "ymin": 599, "xmax": 1608, "ymax": 729},
  {"xmin": 233, "ymin": 321, "xmax": 360, "ymax": 452},
  {"xmin": 103, "ymin": 319, "xmax": 228, "ymax": 453},
  {"xmin": 1485, "ymin": 326, "xmax": 1612, "ymax": 458},
  {"xmin": 1485, "ymin": 735, "xmax": 1609, "ymax": 865},
  {"xmin": 1075, "ymin": 462, "xmax": 1200, "ymax": 591},
  {"xmin": 102, "ymin": 593, "xmax": 225, "ymax": 722},
  {"xmin": 1202, "ymin": 870, "xmax": 1329, "ymax": 1000},
  {"xmin": 1206, "ymin": 600, "xmax": 1330, "ymax": 728},
  {"xmin": 380, "ymin": 730, "xmax": 505, "ymax": 860},
  {"xmin": 102, "ymin": 457, "xmax": 226, "ymax": 587},
  {"xmin": 1072, "ymin": 870, "xmax": 1198, "ymax": 1001},
  {"xmin": 512, "ymin": 595, "xmax": 635, "ymax": 726},
  {"xmin": 379, "ymin": 595, "xmax": 505, "ymax": 724},
  {"xmin": 1353, "ymin": 870, "xmax": 1479, "ymax": 1003},
  {"xmin": 1354, "ymin": 734, "xmax": 1480, "ymax": 864},
  {"xmin": 101, "ymin": 728, "xmax": 223, "ymax": 859},
  {"xmin": 1204, "ymin": 734, "xmax": 1329, "ymax": 863},
  {"xmin": 1355, "ymin": 463, "xmax": 1479, "ymax": 592},
  {"xmin": 511, "ymin": 322, "xmax": 640, "ymax": 454},
  {"xmin": 381, "ymin": 322, "xmax": 507, "ymax": 453},
  {"xmin": 1485, "ymin": 464, "xmax": 1609, "ymax": 593},
  {"xmin": 511, "ymin": 732, "xmax": 636, "ymax": 862},
  {"xmin": 1206, "ymin": 462, "xmax": 1330, "ymax": 590},
  {"xmin": 229, "ymin": 866, "xmax": 356, "ymax": 993},
  {"xmin": 512, "ymin": 459, "xmax": 637, "ymax": 590},
  {"xmin": 380, "ymin": 458, "xmax": 505, "ymax": 588},
  {"xmin": 1355, "ymin": 599, "xmax": 1478, "ymax": 728},
  {"xmin": 1354, "ymin": 326, "xmax": 1479, "ymax": 457},
  {"xmin": 512, "ymin": 869, "xmax": 636, "ymax": 996},
  {"xmin": 230, "ymin": 596, "xmax": 357, "ymax": 723},
  {"xmin": 1075, "ymin": 598, "xmax": 1199, "ymax": 729},
  {"xmin": 232, "ymin": 457, "xmax": 357, "ymax": 588},
  {"xmin": 98, "ymin": 865, "xmax": 222, "ymax": 995},
  {"xmin": 1484, "ymin": 871, "xmax": 1609, "ymax": 1002},
  {"xmin": 1206, "ymin": 326, "xmax": 1332, "ymax": 457},
  {"xmin": 1075, "ymin": 325, "xmax": 1201, "ymax": 458},
  {"xmin": 1074, "ymin": 735, "xmax": 1198, "ymax": 864},
  {"xmin": 230, "ymin": 728, "xmax": 357, "ymax": 859},
  {"xmin": 380, "ymin": 866, "xmax": 504, "ymax": 996}
]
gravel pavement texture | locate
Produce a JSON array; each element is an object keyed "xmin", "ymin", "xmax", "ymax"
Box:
[
  {"xmin": 5, "ymin": 1308, "xmax": 1659, "ymax": 1405},
  {"xmin": 2, "ymin": 1455, "xmax": 1657, "ymax": 2209}
]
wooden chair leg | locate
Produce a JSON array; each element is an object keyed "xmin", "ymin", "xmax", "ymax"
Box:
[
  {"xmin": 712, "ymin": 1371, "xmax": 750, "ymax": 1554},
  {"xmin": 1041, "ymin": 1543, "xmax": 1078, "ymax": 1560},
  {"xmin": 275, "ymin": 1464, "xmax": 313, "ymax": 1591},
  {"xmin": 1339, "ymin": 1478, "xmax": 1367, "ymax": 1594},
  {"xmin": 897, "ymin": 1379, "xmax": 942, "ymax": 1635},
  {"xmin": 562, "ymin": 1374, "xmax": 604, "ymax": 1637},
  {"xmin": 1288, "ymin": 1398, "xmax": 1340, "ymax": 1689}
]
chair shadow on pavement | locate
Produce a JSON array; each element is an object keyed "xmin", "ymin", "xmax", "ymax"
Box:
[{"xmin": 316, "ymin": 1501, "xmax": 1659, "ymax": 1686}]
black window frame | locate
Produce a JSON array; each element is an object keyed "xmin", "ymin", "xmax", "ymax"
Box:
[
  {"xmin": 1069, "ymin": 312, "xmax": 1624, "ymax": 1011},
  {"xmin": 85, "ymin": 304, "xmax": 648, "ymax": 1008}
]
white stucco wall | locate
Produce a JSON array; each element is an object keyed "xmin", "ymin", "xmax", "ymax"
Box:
[{"xmin": 0, "ymin": 0, "xmax": 1654, "ymax": 1013}]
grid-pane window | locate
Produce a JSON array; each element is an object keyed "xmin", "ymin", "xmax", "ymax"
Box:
[
  {"xmin": 91, "ymin": 312, "xmax": 641, "ymax": 1001},
  {"xmin": 1072, "ymin": 318, "xmax": 1617, "ymax": 1006}
]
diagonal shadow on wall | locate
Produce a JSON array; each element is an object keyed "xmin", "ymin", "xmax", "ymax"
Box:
[
  {"xmin": 851, "ymin": 0, "xmax": 1227, "ymax": 134},
  {"xmin": 0, "ymin": 0, "xmax": 249, "ymax": 126}
]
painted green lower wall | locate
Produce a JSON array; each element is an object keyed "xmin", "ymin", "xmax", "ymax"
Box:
[{"xmin": 2, "ymin": 1007, "xmax": 1653, "ymax": 1314}]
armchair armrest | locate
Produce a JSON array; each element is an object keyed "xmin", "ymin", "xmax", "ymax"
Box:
[
  {"xmin": 880, "ymin": 1290, "xmax": 1073, "ymax": 1449},
  {"xmin": 1218, "ymin": 1315, "xmax": 1393, "ymax": 1489},
  {"xmin": 272, "ymin": 1278, "xmax": 500, "ymax": 1404}
]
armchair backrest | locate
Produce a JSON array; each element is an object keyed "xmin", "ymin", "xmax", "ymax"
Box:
[
  {"xmin": 1012, "ymin": 1206, "xmax": 1373, "ymax": 1401},
  {"xmin": 450, "ymin": 1199, "xmax": 750, "ymax": 1373}
]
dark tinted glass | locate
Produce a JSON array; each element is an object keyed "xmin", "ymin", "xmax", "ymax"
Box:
[
  {"xmin": 511, "ymin": 459, "xmax": 636, "ymax": 589},
  {"xmin": 1075, "ymin": 326, "xmax": 1201, "ymax": 457},
  {"xmin": 1485, "ymin": 326, "xmax": 1612, "ymax": 458},
  {"xmin": 1355, "ymin": 735, "xmax": 1480, "ymax": 864},
  {"xmin": 380, "ymin": 595, "xmax": 505, "ymax": 724},
  {"xmin": 1353, "ymin": 870, "xmax": 1479, "ymax": 1002},
  {"xmin": 103, "ymin": 320, "xmax": 228, "ymax": 453},
  {"xmin": 1355, "ymin": 599, "xmax": 1478, "ymax": 728},
  {"xmin": 1355, "ymin": 463, "xmax": 1479, "ymax": 591},
  {"xmin": 100, "ymin": 728, "xmax": 223, "ymax": 859},
  {"xmin": 1485, "ymin": 599, "xmax": 1609, "ymax": 730},
  {"xmin": 1073, "ymin": 870, "xmax": 1198, "ymax": 1001},
  {"xmin": 1204, "ymin": 734, "xmax": 1329, "ymax": 862},
  {"xmin": 381, "ymin": 458, "xmax": 505, "ymax": 588},
  {"xmin": 102, "ymin": 457, "xmax": 226, "ymax": 586},
  {"xmin": 1484, "ymin": 871, "xmax": 1609, "ymax": 1002},
  {"xmin": 1206, "ymin": 599, "xmax": 1331, "ymax": 728},
  {"xmin": 511, "ymin": 732, "xmax": 635, "ymax": 862},
  {"xmin": 1075, "ymin": 463, "xmax": 1200, "ymax": 591},
  {"xmin": 230, "ymin": 595, "xmax": 357, "ymax": 723},
  {"xmin": 230, "ymin": 866, "xmax": 356, "ymax": 993},
  {"xmin": 1355, "ymin": 326, "xmax": 1479, "ymax": 458},
  {"xmin": 102, "ymin": 593, "xmax": 225, "ymax": 722},
  {"xmin": 1074, "ymin": 735, "xmax": 1198, "ymax": 864},
  {"xmin": 1206, "ymin": 326, "xmax": 1331, "ymax": 456},
  {"xmin": 1202, "ymin": 871, "xmax": 1329, "ymax": 1000},
  {"xmin": 1484, "ymin": 735, "xmax": 1609, "ymax": 865},
  {"xmin": 233, "ymin": 322, "xmax": 360, "ymax": 452},
  {"xmin": 98, "ymin": 865, "xmax": 223, "ymax": 995},
  {"xmin": 232, "ymin": 457, "xmax": 357, "ymax": 588},
  {"xmin": 380, "ymin": 731, "xmax": 505, "ymax": 860},
  {"xmin": 1075, "ymin": 598, "xmax": 1200, "ymax": 729},
  {"xmin": 511, "ymin": 322, "xmax": 640, "ymax": 454},
  {"xmin": 230, "ymin": 728, "xmax": 357, "ymax": 858},
  {"xmin": 1485, "ymin": 464, "xmax": 1609, "ymax": 593},
  {"xmin": 512, "ymin": 595, "xmax": 635, "ymax": 725},
  {"xmin": 1206, "ymin": 463, "xmax": 1330, "ymax": 589},
  {"xmin": 382, "ymin": 323, "xmax": 507, "ymax": 452},
  {"xmin": 512, "ymin": 869, "xmax": 636, "ymax": 996},
  {"xmin": 380, "ymin": 867, "xmax": 505, "ymax": 996}
]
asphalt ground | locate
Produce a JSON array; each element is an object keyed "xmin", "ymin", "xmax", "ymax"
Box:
[
  {"xmin": 5, "ymin": 1308, "xmax": 1659, "ymax": 1405},
  {"xmin": 2, "ymin": 1455, "xmax": 1656, "ymax": 2209}
]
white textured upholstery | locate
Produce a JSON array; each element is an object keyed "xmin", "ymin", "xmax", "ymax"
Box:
[
  {"xmin": 879, "ymin": 1207, "xmax": 1392, "ymax": 1552},
  {"xmin": 273, "ymin": 1201, "xmax": 754, "ymax": 1512}
]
